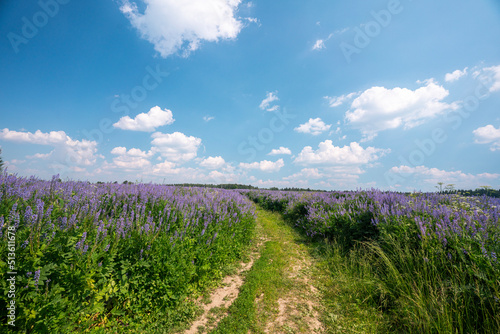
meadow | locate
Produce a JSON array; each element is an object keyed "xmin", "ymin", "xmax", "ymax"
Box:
[
  {"xmin": 0, "ymin": 174, "xmax": 255, "ymax": 332},
  {"xmin": 1, "ymin": 173, "xmax": 499, "ymax": 333},
  {"xmin": 246, "ymin": 189, "xmax": 500, "ymax": 333}
]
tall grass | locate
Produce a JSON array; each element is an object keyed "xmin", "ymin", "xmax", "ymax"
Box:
[
  {"xmin": 0, "ymin": 174, "xmax": 256, "ymax": 333},
  {"xmin": 246, "ymin": 189, "xmax": 500, "ymax": 333}
]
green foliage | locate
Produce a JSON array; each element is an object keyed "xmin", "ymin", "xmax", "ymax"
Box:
[
  {"xmin": 246, "ymin": 190, "xmax": 500, "ymax": 333},
  {"xmin": 0, "ymin": 183, "xmax": 255, "ymax": 332}
]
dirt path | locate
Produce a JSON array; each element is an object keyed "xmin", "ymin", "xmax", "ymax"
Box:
[
  {"xmin": 182, "ymin": 207, "xmax": 327, "ymax": 333},
  {"xmin": 257, "ymin": 211, "xmax": 325, "ymax": 333},
  {"xmin": 184, "ymin": 259, "xmax": 255, "ymax": 334}
]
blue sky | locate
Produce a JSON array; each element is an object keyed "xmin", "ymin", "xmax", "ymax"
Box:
[{"xmin": 1, "ymin": 0, "xmax": 500, "ymax": 191}]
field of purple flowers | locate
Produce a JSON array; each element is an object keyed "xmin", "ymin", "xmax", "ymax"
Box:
[
  {"xmin": 0, "ymin": 174, "xmax": 255, "ymax": 332},
  {"xmin": 246, "ymin": 189, "xmax": 500, "ymax": 332}
]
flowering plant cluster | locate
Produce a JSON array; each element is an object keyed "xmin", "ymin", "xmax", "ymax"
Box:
[
  {"xmin": 0, "ymin": 174, "xmax": 255, "ymax": 332},
  {"xmin": 246, "ymin": 189, "xmax": 500, "ymax": 330}
]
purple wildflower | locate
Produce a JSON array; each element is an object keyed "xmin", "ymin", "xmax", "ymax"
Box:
[{"xmin": 34, "ymin": 270, "xmax": 41, "ymax": 286}]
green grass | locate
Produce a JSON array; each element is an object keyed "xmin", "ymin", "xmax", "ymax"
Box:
[
  {"xmin": 210, "ymin": 206, "xmax": 395, "ymax": 333},
  {"xmin": 318, "ymin": 235, "xmax": 500, "ymax": 333},
  {"xmin": 211, "ymin": 208, "xmax": 290, "ymax": 333},
  {"xmin": 317, "ymin": 240, "xmax": 392, "ymax": 333},
  {"xmin": 205, "ymin": 203, "xmax": 500, "ymax": 333}
]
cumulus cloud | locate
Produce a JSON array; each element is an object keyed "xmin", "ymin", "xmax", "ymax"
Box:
[
  {"xmin": 283, "ymin": 168, "xmax": 324, "ymax": 181},
  {"xmin": 268, "ymin": 147, "xmax": 292, "ymax": 156},
  {"xmin": 120, "ymin": 0, "xmax": 244, "ymax": 57},
  {"xmin": 294, "ymin": 141, "xmax": 390, "ymax": 166},
  {"xmin": 199, "ymin": 156, "xmax": 226, "ymax": 169},
  {"xmin": 312, "ymin": 39, "xmax": 325, "ymax": 50},
  {"xmin": 483, "ymin": 65, "xmax": 500, "ymax": 92},
  {"xmin": 151, "ymin": 131, "xmax": 202, "ymax": 162},
  {"xmin": 107, "ymin": 146, "xmax": 154, "ymax": 170},
  {"xmin": 109, "ymin": 147, "xmax": 152, "ymax": 170},
  {"xmin": 473, "ymin": 124, "xmax": 500, "ymax": 151},
  {"xmin": 151, "ymin": 161, "xmax": 183, "ymax": 174},
  {"xmin": 344, "ymin": 80, "xmax": 458, "ymax": 140},
  {"xmin": 111, "ymin": 147, "xmax": 153, "ymax": 157},
  {"xmin": 0, "ymin": 128, "xmax": 98, "ymax": 167},
  {"xmin": 390, "ymin": 165, "xmax": 499, "ymax": 188},
  {"xmin": 259, "ymin": 91, "xmax": 279, "ymax": 111},
  {"xmin": 239, "ymin": 159, "xmax": 284, "ymax": 172},
  {"xmin": 294, "ymin": 118, "xmax": 331, "ymax": 135},
  {"xmin": 325, "ymin": 92, "xmax": 358, "ymax": 108},
  {"xmin": 445, "ymin": 67, "xmax": 468, "ymax": 82},
  {"xmin": 203, "ymin": 115, "xmax": 215, "ymax": 122},
  {"xmin": 113, "ymin": 106, "xmax": 174, "ymax": 132}
]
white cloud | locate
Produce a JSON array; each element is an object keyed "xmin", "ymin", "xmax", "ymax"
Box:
[
  {"xmin": 120, "ymin": 0, "xmax": 244, "ymax": 57},
  {"xmin": 284, "ymin": 168, "xmax": 324, "ymax": 181},
  {"xmin": 199, "ymin": 156, "xmax": 226, "ymax": 169},
  {"xmin": 333, "ymin": 27, "xmax": 349, "ymax": 36},
  {"xmin": 111, "ymin": 147, "xmax": 153, "ymax": 157},
  {"xmin": 203, "ymin": 115, "xmax": 215, "ymax": 122},
  {"xmin": 151, "ymin": 131, "xmax": 202, "ymax": 162},
  {"xmin": 390, "ymin": 165, "xmax": 500, "ymax": 188},
  {"xmin": 312, "ymin": 39, "xmax": 325, "ymax": 50},
  {"xmin": 151, "ymin": 161, "xmax": 182, "ymax": 174},
  {"xmin": 0, "ymin": 128, "xmax": 98, "ymax": 167},
  {"xmin": 113, "ymin": 155, "xmax": 151, "ymax": 170},
  {"xmin": 206, "ymin": 170, "xmax": 239, "ymax": 183},
  {"xmin": 0, "ymin": 129, "xmax": 70, "ymax": 145},
  {"xmin": 27, "ymin": 151, "xmax": 54, "ymax": 160},
  {"xmin": 239, "ymin": 159, "xmax": 284, "ymax": 172},
  {"xmin": 345, "ymin": 80, "xmax": 458, "ymax": 140},
  {"xmin": 444, "ymin": 67, "xmax": 468, "ymax": 82},
  {"xmin": 268, "ymin": 147, "xmax": 292, "ymax": 156},
  {"xmin": 325, "ymin": 92, "xmax": 358, "ymax": 107},
  {"xmin": 109, "ymin": 146, "xmax": 153, "ymax": 170},
  {"xmin": 483, "ymin": 65, "xmax": 500, "ymax": 92},
  {"xmin": 259, "ymin": 91, "xmax": 279, "ymax": 111},
  {"xmin": 294, "ymin": 118, "xmax": 332, "ymax": 135},
  {"xmin": 245, "ymin": 17, "xmax": 259, "ymax": 24},
  {"xmin": 312, "ymin": 29, "xmax": 347, "ymax": 51},
  {"xmin": 294, "ymin": 141, "xmax": 390, "ymax": 166},
  {"xmin": 473, "ymin": 124, "xmax": 500, "ymax": 151},
  {"xmin": 113, "ymin": 106, "xmax": 174, "ymax": 132}
]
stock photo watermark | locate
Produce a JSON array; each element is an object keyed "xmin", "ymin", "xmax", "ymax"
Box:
[
  {"xmin": 339, "ymin": 0, "xmax": 407, "ymax": 64},
  {"xmin": 53, "ymin": 64, "xmax": 169, "ymax": 177},
  {"xmin": 385, "ymin": 72, "xmax": 495, "ymax": 187},
  {"xmin": 237, "ymin": 108, "xmax": 296, "ymax": 162},
  {"xmin": 7, "ymin": 0, "xmax": 71, "ymax": 54},
  {"xmin": 6, "ymin": 225, "xmax": 17, "ymax": 326},
  {"xmin": 206, "ymin": 108, "xmax": 296, "ymax": 185}
]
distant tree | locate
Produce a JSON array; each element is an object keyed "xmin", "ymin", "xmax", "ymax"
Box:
[
  {"xmin": 478, "ymin": 185, "xmax": 492, "ymax": 196},
  {"xmin": 0, "ymin": 148, "xmax": 3, "ymax": 173},
  {"xmin": 445, "ymin": 184, "xmax": 455, "ymax": 192},
  {"xmin": 435, "ymin": 182, "xmax": 445, "ymax": 193}
]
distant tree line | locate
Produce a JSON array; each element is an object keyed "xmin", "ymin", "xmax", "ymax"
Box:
[
  {"xmin": 435, "ymin": 182, "xmax": 500, "ymax": 198},
  {"xmin": 171, "ymin": 183, "xmax": 258, "ymax": 190},
  {"xmin": 90, "ymin": 180, "xmax": 499, "ymax": 198},
  {"xmin": 279, "ymin": 187, "xmax": 327, "ymax": 192},
  {"xmin": 447, "ymin": 189, "xmax": 500, "ymax": 198}
]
